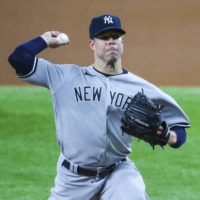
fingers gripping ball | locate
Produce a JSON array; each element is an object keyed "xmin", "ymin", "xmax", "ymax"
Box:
[{"xmin": 121, "ymin": 89, "xmax": 170, "ymax": 149}]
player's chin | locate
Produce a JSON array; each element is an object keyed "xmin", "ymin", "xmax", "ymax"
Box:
[
  {"xmin": 107, "ymin": 57, "xmax": 118, "ymax": 64},
  {"xmin": 106, "ymin": 54, "xmax": 119, "ymax": 62}
]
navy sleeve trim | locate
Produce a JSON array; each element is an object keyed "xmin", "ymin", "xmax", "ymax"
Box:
[
  {"xmin": 18, "ymin": 57, "xmax": 38, "ymax": 78},
  {"xmin": 169, "ymin": 123, "xmax": 190, "ymax": 129}
]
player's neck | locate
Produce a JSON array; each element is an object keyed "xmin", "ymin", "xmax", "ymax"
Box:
[{"xmin": 93, "ymin": 59, "xmax": 123, "ymax": 75}]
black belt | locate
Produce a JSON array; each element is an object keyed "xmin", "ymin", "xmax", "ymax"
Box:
[{"xmin": 62, "ymin": 158, "xmax": 126, "ymax": 178}]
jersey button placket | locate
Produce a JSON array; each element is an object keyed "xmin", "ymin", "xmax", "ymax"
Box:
[
  {"xmin": 97, "ymin": 76, "xmax": 109, "ymax": 165},
  {"xmin": 105, "ymin": 77, "xmax": 112, "ymax": 133},
  {"xmin": 99, "ymin": 77, "xmax": 111, "ymax": 165}
]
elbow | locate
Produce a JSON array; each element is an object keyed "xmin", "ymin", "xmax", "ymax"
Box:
[
  {"xmin": 8, "ymin": 52, "xmax": 15, "ymax": 68},
  {"xmin": 7, "ymin": 47, "xmax": 35, "ymax": 75},
  {"xmin": 8, "ymin": 49, "xmax": 21, "ymax": 70}
]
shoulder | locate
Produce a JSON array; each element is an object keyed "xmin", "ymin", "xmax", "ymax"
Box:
[
  {"xmin": 37, "ymin": 58, "xmax": 87, "ymax": 72},
  {"xmin": 122, "ymin": 70, "xmax": 165, "ymax": 98},
  {"xmin": 125, "ymin": 70, "xmax": 159, "ymax": 89}
]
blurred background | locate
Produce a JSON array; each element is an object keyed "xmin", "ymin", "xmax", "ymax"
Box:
[{"xmin": 1, "ymin": 0, "xmax": 200, "ymax": 86}]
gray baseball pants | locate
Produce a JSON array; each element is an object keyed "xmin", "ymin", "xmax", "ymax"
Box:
[{"xmin": 48, "ymin": 153, "xmax": 149, "ymax": 200}]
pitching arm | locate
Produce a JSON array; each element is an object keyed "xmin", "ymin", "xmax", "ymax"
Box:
[
  {"xmin": 8, "ymin": 37, "xmax": 47, "ymax": 76},
  {"xmin": 8, "ymin": 31, "xmax": 69, "ymax": 77}
]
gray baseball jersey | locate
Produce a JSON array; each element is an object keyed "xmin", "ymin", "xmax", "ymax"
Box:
[{"xmin": 19, "ymin": 57, "xmax": 190, "ymax": 200}]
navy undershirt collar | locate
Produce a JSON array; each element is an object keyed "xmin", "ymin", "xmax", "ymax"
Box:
[{"xmin": 92, "ymin": 67, "xmax": 128, "ymax": 77}]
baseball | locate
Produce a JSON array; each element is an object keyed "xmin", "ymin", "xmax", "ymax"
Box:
[{"xmin": 60, "ymin": 33, "xmax": 69, "ymax": 41}]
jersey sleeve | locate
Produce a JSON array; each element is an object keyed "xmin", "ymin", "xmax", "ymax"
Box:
[
  {"xmin": 20, "ymin": 57, "xmax": 74, "ymax": 94},
  {"xmin": 155, "ymin": 88, "xmax": 190, "ymax": 129}
]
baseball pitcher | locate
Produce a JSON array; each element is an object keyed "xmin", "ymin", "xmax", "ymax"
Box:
[{"xmin": 8, "ymin": 14, "xmax": 190, "ymax": 200}]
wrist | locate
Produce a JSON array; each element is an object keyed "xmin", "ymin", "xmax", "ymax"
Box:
[
  {"xmin": 40, "ymin": 35, "xmax": 51, "ymax": 47},
  {"xmin": 167, "ymin": 130, "xmax": 177, "ymax": 145}
]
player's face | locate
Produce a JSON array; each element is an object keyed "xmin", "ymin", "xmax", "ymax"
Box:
[{"xmin": 89, "ymin": 30, "xmax": 124, "ymax": 63}]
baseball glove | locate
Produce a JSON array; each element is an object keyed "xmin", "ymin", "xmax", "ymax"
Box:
[{"xmin": 121, "ymin": 89, "xmax": 170, "ymax": 149}]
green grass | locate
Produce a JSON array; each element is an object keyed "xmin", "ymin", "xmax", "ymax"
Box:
[
  {"xmin": 0, "ymin": 86, "xmax": 199, "ymax": 200},
  {"xmin": 0, "ymin": 86, "xmax": 59, "ymax": 200}
]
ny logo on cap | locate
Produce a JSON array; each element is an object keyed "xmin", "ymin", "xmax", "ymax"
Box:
[{"xmin": 104, "ymin": 16, "xmax": 113, "ymax": 24}]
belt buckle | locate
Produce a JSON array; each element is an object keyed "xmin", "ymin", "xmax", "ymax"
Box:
[
  {"xmin": 96, "ymin": 168, "xmax": 107, "ymax": 178},
  {"xmin": 96, "ymin": 165, "xmax": 115, "ymax": 179}
]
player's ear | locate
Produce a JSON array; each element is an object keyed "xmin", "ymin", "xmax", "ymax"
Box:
[{"xmin": 89, "ymin": 39, "xmax": 95, "ymax": 51}]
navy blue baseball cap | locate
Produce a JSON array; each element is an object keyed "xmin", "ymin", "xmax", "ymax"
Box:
[{"xmin": 89, "ymin": 14, "xmax": 126, "ymax": 39}]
